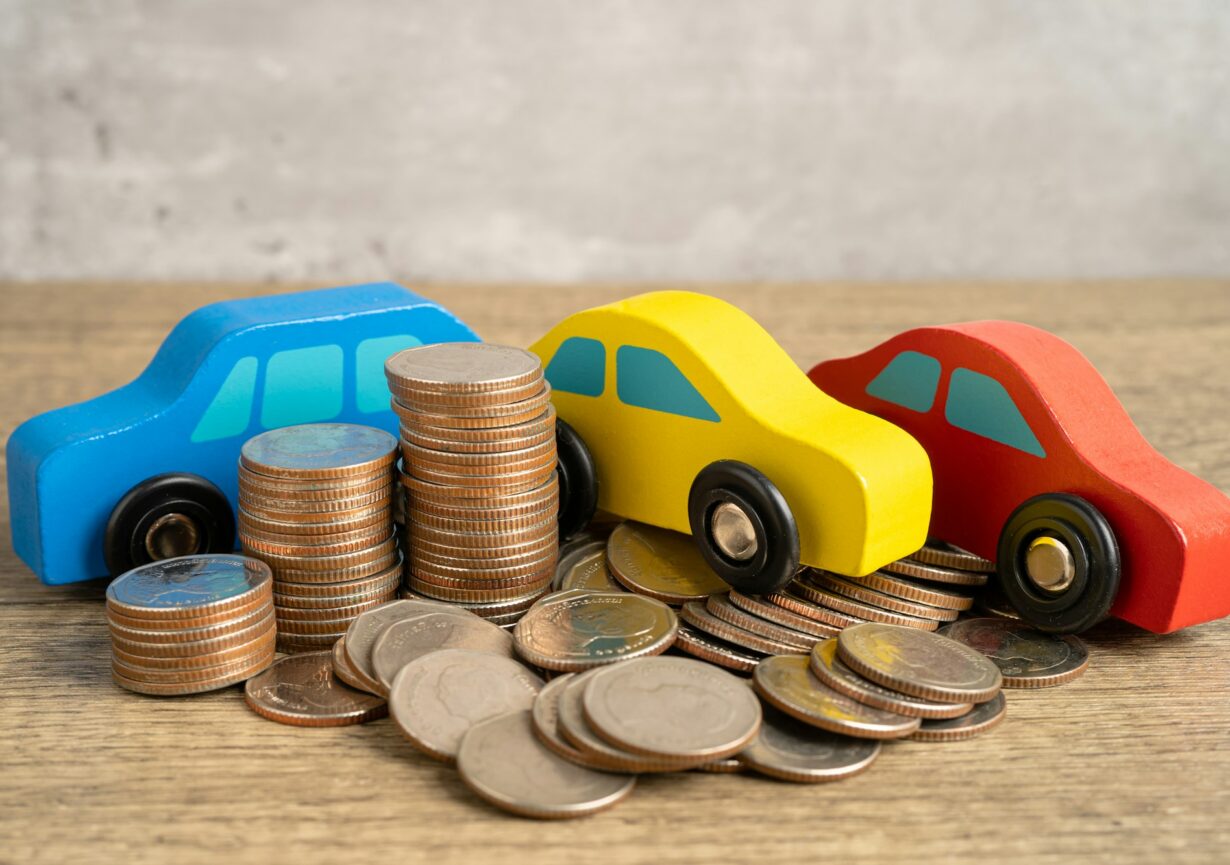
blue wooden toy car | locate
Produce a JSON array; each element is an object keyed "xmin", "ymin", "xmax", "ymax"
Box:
[{"xmin": 7, "ymin": 282, "xmax": 479, "ymax": 586}]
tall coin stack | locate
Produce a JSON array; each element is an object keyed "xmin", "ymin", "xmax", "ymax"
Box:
[
  {"xmin": 237, "ymin": 423, "xmax": 401, "ymax": 653},
  {"xmin": 385, "ymin": 343, "xmax": 559, "ymax": 625},
  {"xmin": 106, "ymin": 554, "xmax": 276, "ymax": 695}
]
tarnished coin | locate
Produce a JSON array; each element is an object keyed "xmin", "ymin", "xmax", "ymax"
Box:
[
  {"xmin": 837, "ymin": 623, "xmax": 1003, "ymax": 703},
  {"xmin": 938, "ymin": 618, "xmax": 1090, "ymax": 688},
  {"xmin": 809, "ymin": 571, "xmax": 960, "ymax": 622},
  {"xmin": 911, "ymin": 542, "xmax": 995, "ymax": 573},
  {"xmin": 605, "ymin": 522, "xmax": 728, "ymax": 604},
  {"xmin": 856, "ymin": 571, "xmax": 975, "ymax": 611},
  {"xmin": 728, "ymin": 591, "xmax": 841, "ymax": 639},
  {"xmin": 738, "ymin": 703, "xmax": 882, "ymax": 783},
  {"xmin": 882, "ymin": 558, "xmax": 989, "ymax": 587},
  {"xmin": 809, "ymin": 639, "xmax": 973, "ymax": 719},
  {"xmin": 553, "ymin": 542, "xmax": 624, "ymax": 594},
  {"xmin": 513, "ymin": 590, "xmax": 678, "ymax": 672},
  {"xmin": 795, "ymin": 576, "xmax": 939, "ymax": 630},
  {"xmin": 241, "ymin": 423, "xmax": 398, "ymax": 480},
  {"xmin": 530, "ymin": 673, "xmax": 594, "ymax": 767},
  {"xmin": 673, "ymin": 622, "xmax": 761, "ymax": 673},
  {"xmin": 244, "ymin": 651, "xmax": 387, "ymax": 727},
  {"xmin": 910, "ymin": 692, "xmax": 1007, "ymax": 742},
  {"xmin": 582, "ymin": 656, "xmax": 762, "ymax": 761},
  {"xmin": 332, "ymin": 635, "xmax": 380, "ymax": 695},
  {"xmin": 769, "ymin": 587, "xmax": 866, "ymax": 629},
  {"xmin": 106, "ymin": 554, "xmax": 272, "ymax": 621},
  {"xmin": 371, "ymin": 612, "xmax": 514, "ymax": 691},
  {"xmin": 388, "ymin": 649, "xmax": 543, "ymax": 762},
  {"xmin": 274, "ymin": 550, "xmax": 402, "ymax": 584},
  {"xmin": 457, "ymin": 710, "xmax": 637, "ymax": 820},
  {"xmin": 705, "ymin": 594, "xmax": 816, "ymax": 651},
  {"xmin": 386, "ymin": 343, "xmax": 543, "ymax": 394},
  {"xmin": 753, "ymin": 655, "xmax": 921, "ymax": 739},
  {"xmin": 343, "ymin": 598, "xmax": 478, "ymax": 691},
  {"xmin": 679, "ymin": 600, "xmax": 797, "ymax": 656}
]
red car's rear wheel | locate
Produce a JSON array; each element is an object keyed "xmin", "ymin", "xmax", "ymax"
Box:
[{"xmin": 996, "ymin": 493, "xmax": 1120, "ymax": 634}]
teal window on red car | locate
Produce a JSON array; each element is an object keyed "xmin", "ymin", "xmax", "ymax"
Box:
[
  {"xmin": 865, "ymin": 350, "xmax": 942, "ymax": 412},
  {"xmin": 945, "ymin": 368, "xmax": 1046, "ymax": 457}
]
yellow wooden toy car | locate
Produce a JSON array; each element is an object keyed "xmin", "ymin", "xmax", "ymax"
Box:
[{"xmin": 531, "ymin": 290, "xmax": 934, "ymax": 595}]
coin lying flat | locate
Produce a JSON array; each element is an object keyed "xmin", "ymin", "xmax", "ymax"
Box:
[
  {"xmin": 938, "ymin": 618, "xmax": 1090, "ymax": 688},
  {"xmin": 837, "ymin": 623, "xmax": 1003, "ymax": 704},
  {"xmin": 855, "ymin": 571, "xmax": 975, "ymax": 612},
  {"xmin": 911, "ymin": 542, "xmax": 995, "ymax": 573},
  {"xmin": 909, "ymin": 692, "xmax": 1007, "ymax": 742},
  {"xmin": 244, "ymin": 651, "xmax": 387, "ymax": 727},
  {"xmin": 582, "ymin": 656, "xmax": 762, "ymax": 761},
  {"xmin": 605, "ymin": 522, "xmax": 728, "ymax": 604},
  {"xmin": 106, "ymin": 555, "xmax": 272, "ymax": 621},
  {"xmin": 753, "ymin": 655, "xmax": 921, "ymax": 740},
  {"xmin": 371, "ymin": 612, "xmax": 514, "ymax": 692},
  {"xmin": 809, "ymin": 639, "xmax": 973, "ymax": 720},
  {"xmin": 513, "ymin": 590, "xmax": 678, "ymax": 671},
  {"xmin": 798, "ymin": 573, "xmax": 942, "ymax": 629},
  {"xmin": 672, "ymin": 622, "xmax": 761, "ymax": 673},
  {"xmin": 553, "ymin": 542, "xmax": 624, "ymax": 594},
  {"xmin": 241, "ymin": 423, "xmax": 398, "ymax": 480},
  {"xmin": 457, "ymin": 710, "xmax": 637, "ymax": 820},
  {"xmin": 882, "ymin": 558, "xmax": 989, "ymax": 587},
  {"xmin": 386, "ymin": 343, "xmax": 543, "ymax": 395},
  {"xmin": 738, "ymin": 703, "xmax": 882, "ymax": 783},
  {"xmin": 388, "ymin": 649, "xmax": 543, "ymax": 762},
  {"xmin": 706, "ymin": 594, "xmax": 817, "ymax": 651},
  {"xmin": 809, "ymin": 571, "xmax": 960, "ymax": 622}
]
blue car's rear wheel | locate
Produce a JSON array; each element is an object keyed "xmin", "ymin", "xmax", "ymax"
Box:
[{"xmin": 104, "ymin": 473, "xmax": 236, "ymax": 577}]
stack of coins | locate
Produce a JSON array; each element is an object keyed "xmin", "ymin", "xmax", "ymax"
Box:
[
  {"xmin": 106, "ymin": 554, "xmax": 276, "ymax": 695},
  {"xmin": 385, "ymin": 343, "xmax": 559, "ymax": 624},
  {"xmin": 236, "ymin": 423, "xmax": 401, "ymax": 653}
]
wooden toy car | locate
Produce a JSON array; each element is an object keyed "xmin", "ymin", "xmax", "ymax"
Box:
[
  {"xmin": 808, "ymin": 321, "xmax": 1230, "ymax": 634},
  {"xmin": 530, "ymin": 290, "xmax": 933, "ymax": 596},
  {"xmin": 7, "ymin": 283, "xmax": 479, "ymax": 585}
]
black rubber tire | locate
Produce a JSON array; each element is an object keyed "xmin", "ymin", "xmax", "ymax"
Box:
[
  {"xmin": 555, "ymin": 419, "xmax": 598, "ymax": 542},
  {"xmin": 688, "ymin": 460, "xmax": 800, "ymax": 595},
  {"xmin": 104, "ymin": 473, "xmax": 236, "ymax": 577},
  {"xmin": 996, "ymin": 493, "xmax": 1120, "ymax": 634}
]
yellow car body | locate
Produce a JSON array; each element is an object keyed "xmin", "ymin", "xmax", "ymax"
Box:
[{"xmin": 530, "ymin": 291, "xmax": 933, "ymax": 577}]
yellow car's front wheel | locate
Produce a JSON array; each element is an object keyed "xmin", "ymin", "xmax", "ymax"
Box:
[{"xmin": 688, "ymin": 460, "xmax": 800, "ymax": 595}]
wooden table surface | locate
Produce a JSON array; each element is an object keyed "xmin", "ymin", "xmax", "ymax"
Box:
[{"xmin": 2, "ymin": 282, "xmax": 1228, "ymax": 865}]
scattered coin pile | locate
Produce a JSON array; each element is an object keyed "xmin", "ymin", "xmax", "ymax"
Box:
[
  {"xmin": 106, "ymin": 554, "xmax": 276, "ymax": 695},
  {"xmin": 385, "ymin": 343, "xmax": 559, "ymax": 624},
  {"xmin": 236, "ymin": 423, "xmax": 401, "ymax": 653}
]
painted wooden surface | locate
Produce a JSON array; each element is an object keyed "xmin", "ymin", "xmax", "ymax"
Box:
[{"xmin": 1, "ymin": 282, "xmax": 1228, "ymax": 865}]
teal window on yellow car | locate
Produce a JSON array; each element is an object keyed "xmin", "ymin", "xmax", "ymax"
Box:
[
  {"xmin": 260, "ymin": 345, "xmax": 344, "ymax": 428},
  {"xmin": 945, "ymin": 368, "xmax": 1046, "ymax": 457},
  {"xmin": 356, "ymin": 334, "xmax": 423, "ymax": 412},
  {"xmin": 545, "ymin": 336, "xmax": 606, "ymax": 397},
  {"xmin": 865, "ymin": 350, "xmax": 942, "ymax": 412},
  {"xmin": 191, "ymin": 356, "xmax": 258, "ymax": 443},
  {"xmin": 615, "ymin": 345, "xmax": 719, "ymax": 422}
]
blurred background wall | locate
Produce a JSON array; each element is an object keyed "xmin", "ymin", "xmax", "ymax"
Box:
[{"xmin": 1, "ymin": 0, "xmax": 1228, "ymax": 285}]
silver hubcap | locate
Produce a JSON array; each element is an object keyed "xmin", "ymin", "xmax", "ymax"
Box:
[
  {"xmin": 710, "ymin": 502, "xmax": 758, "ymax": 562},
  {"xmin": 1025, "ymin": 535, "xmax": 1076, "ymax": 593},
  {"xmin": 145, "ymin": 513, "xmax": 202, "ymax": 560}
]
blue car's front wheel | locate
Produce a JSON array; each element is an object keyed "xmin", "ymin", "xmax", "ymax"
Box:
[{"xmin": 103, "ymin": 473, "xmax": 236, "ymax": 577}]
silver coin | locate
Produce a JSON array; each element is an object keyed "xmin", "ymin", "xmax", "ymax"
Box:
[
  {"xmin": 530, "ymin": 673, "xmax": 595, "ymax": 767},
  {"xmin": 837, "ymin": 622, "xmax": 1003, "ymax": 703},
  {"xmin": 553, "ymin": 542, "xmax": 624, "ymax": 594},
  {"xmin": 912, "ymin": 542, "xmax": 995, "ymax": 573},
  {"xmin": 513, "ymin": 590, "xmax": 678, "ymax": 671},
  {"xmin": 728, "ymin": 590, "xmax": 841, "ymax": 639},
  {"xmin": 672, "ymin": 622, "xmax": 762, "ymax": 673},
  {"xmin": 343, "ymin": 598, "xmax": 478, "ymax": 689},
  {"xmin": 809, "ymin": 639, "xmax": 973, "ymax": 719},
  {"xmin": 883, "ymin": 558, "xmax": 989, "ymax": 587},
  {"xmin": 388, "ymin": 648, "xmax": 543, "ymax": 762},
  {"xmin": 938, "ymin": 618, "xmax": 1090, "ymax": 688},
  {"xmin": 241, "ymin": 423, "xmax": 398, "ymax": 479},
  {"xmin": 457, "ymin": 710, "xmax": 637, "ymax": 820},
  {"xmin": 371, "ymin": 612, "xmax": 514, "ymax": 691},
  {"xmin": 106, "ymin": 554, "xmax": 271, "ymax": 617},
  {"xmin": 738, "ymin": 703, "xmax": 882, "ymax": 783},
  {"xmin": 910, "ymin": 692, "xmax": 1008, "ymax": 742},
  {"xmin": 581, "ymin": 656, "xmax": 762, "ymax": 761}
]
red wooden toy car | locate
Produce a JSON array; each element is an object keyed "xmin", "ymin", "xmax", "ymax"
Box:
[{"xmin": 808, "ymin": 321, "xmax": 1230, "ymax": 634}]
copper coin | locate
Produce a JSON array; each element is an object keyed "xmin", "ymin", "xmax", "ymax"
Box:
[
  {"xmin": 410, "ymin": 555, "xmax": 555, "ymax": 584},
  {"xmin": 271, "ymin": 563, "xmax": 402, "ymax": 602},
  {"xmin": 107, "ymin": 597, "xmax": 273, "ymax": 642},
  {"xmin": 400, "ymin": 404, "xmax": 555, "ymax": 444},
  {"xmin": 244, "ymin": 651, "xmax": 387, "ymax": 727},
  {"xmin": 404, "ymin": 422, "xmax": 554, "ymax": 455},
  {"xmin": 113, "ymin": 642, "xmax": 276, "ymax": 684},
  {"xmin": 705, "ymin": 595, "xmax": 816, "ymax": 651},
  {"xmin": 393, "ymin": 395, "xmax": 551, "ymax": 430},
  {"xmin": 277, "ymin": 615, "xmax": 370, "ymax": 636},
  {"xmin": 408, "ymin": 562, "xmax": 553, "ymax": 592},
  {"xmin": 514, "ymin": 590, "xmax": 679, "ymax": 672},
  {"xmin": 409, "ymin": 462, "xmax": 556, "ymax": 493},
  {"xmin": 672, "ymin": 623, "xmax": 761, "ymax": 673},
  {"xmin": 794, "ymin": 576, "xmax": 939, "ymax": 631},
  {"xmin": 738, "ymin": 703, "xmax": 883, "ymax": 784},
  {"xmin": 390, "ymin": 374, "xmax": 547, "ymax": 409},
  {"xmin": 410, "ymin": 519, "xmax": 557, "ymax": 550},
  {"xmin": 240, "ymin": 487, "xmax": 392, "ymax": 515},
  {"xmin": 272, "ymin": 551, "xmax": 402, "ymax": 585},
  {"xmin": 938, "ymin": 618, "xmax": 1090, "ymax": 688},
  {"xmin": 809, "ymin": 571, "xmax": 960, "ymax": 622},
  {"xmin": 911, "ymin": 542, "xmax": 996, "ymax": 573},
  {"xmin": 404, "ymin": 471, "xmax": 558, "ymax": 510},
  {"xmin": 278, "ymin": 633, "xmax": 350, "ymax": 653},
  {"xmin": 694, "ymin": 757, "xmax": 745, "ymax": 774},
  {"xmin": 404, "ymin": 436, "xmax": 555, "ymax": 468},
  {"xmin": 909, "ymin": 692, "xmax": 1007, "ymax": 742},
  {"xmin": 237, "ymin": 515, "xmax": 393, "ymax": 547},
  {"xmin": 248, "ymin": 536, "xmax": 397, "ymax": 572},
  {"xmin": 728, "ymin": 591, "xmax": 841, "ymax": 638},
  {"xmin": 371, "ymin": 613, "xmax": 514, "ymax": 692},
  {"xmin": 240, "ymin": 423, "xmax": 398, "ymax": 480},
  {"xmin": 447, "ymin": 587, "xmax": 551, "ymax": 617},
  {"xmin": 809, "ymin": 639, "xmax": 973, "ymax": 719},
  {"xmin": 679, "ymin": 600, "xmax": 799, "ymax": 656},
  {"xmin": 384, "ymin": 343, "xmax": 543, "ymax": 394},
  {"xmin": 752, "ymin": 655, "xmax": 921, "ymax": 740},
  {"xmin": 238, "ymin": 470, "xmax": 390, "ymax": 500},
  {"xmin": 240, "ymin": 523, "xmax": 391, "ymax": 557},
  {"xmin": 837, "ymin": 623, "xmax": 1003, "ymax": 704},
  {"xmin": 111, "ymin": 653, "xmax": 274, "ymax": 696},
  {"xmin": 110, "ymin": 610, "xmax": 276, "ymax": 658},
  {"xmin": 105, "ymin": 554, "xmax": 272, "ymax": 622},
  {"xmin": 408, "ymin": 449, "xmax": 558, "ymax": 481},
  {"xmin": 237, "ymin": 502, "xmax": 390, "ymax": 529},
  {"xmin": 882, "ymin": 558, "xmax": 989, "ymax": 587},
  {"xmin": 410, "ymin": 537, "xmax": 558, "ymax": 568},
  {"xmin": 856, "ymin": 570, "xmax": 975, "ymax": 611},
  {"xmin": 768, "ymin": 587, "xmax": 867, "ymax": 629},
  {"xmin": 605, "ymin": 522, "xmax": 728, "ymax": 605},
  {"xmin": 275, "ymin": 595, "xmax": 394, "ymax": 622},
  {"xmin": 409, "ymin": 577, "xmax": 553, "ymax": 605},
  {"xmin": 410, "ymin": 507, "xmax": 557, "ymax": 534},
  {"xmin": 332, "ymin": 635, "xmax": 380, "ymax": 695},
  {"xmin": 113, "ymin": 629, "xmax": 276, "ymax": 670}
]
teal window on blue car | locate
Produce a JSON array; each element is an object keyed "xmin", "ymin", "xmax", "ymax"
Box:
[
  {"xmin": 191, "ymin": 356, "xmax": 258, "ymax": 442},
  {"xmin": 356, "ymin": 334, "xmax": 423, "ymax": 412},
  {"xmin": 865, "ymin": 350, "xmax": 942, "ymax": 412},
  {"xmin": 545, "ymin": 336, "xmax": 606, "ymax": 397},
  {"xmin": 615, "ymin": 345, "xmax": 719, "ymax": 422},
  {"xmin": 945, "ymin": 367, "xmax": 1046, "ymax": 457},
  {"xmin": 260, "ymin": 345, "xmax": 344, "ymax": 428}
]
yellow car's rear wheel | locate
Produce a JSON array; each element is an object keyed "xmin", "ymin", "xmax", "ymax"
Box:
[{"xmin": 688, "ymin": 460, "xmax": 800, "ymax": 595}]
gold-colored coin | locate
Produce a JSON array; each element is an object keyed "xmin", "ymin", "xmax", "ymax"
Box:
[
  {"xmin": 514, "ymin": 590, "xmax": 679, "ymax": 672},
  {"xmin": 836, "ymin": 623, "xmax": 1003, "ymax": 704},
  {"xmin": 809, "ymin": 639, "xmax": 973, "ymax": 720},
  {"xmin": 605, "ymin": 521, "xmax": 728, "ymax": 605},
  {"xmin": 795, "ymin": 575, "xmax": 939, "ymax": 631}
]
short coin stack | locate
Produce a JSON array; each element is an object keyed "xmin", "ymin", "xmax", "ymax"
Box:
[
  {"xmin": 236, "ymin": 423, "xmax": 401, "ymax": 653},
  {"xmin": 385, "ymin": 343, "xmax": 559, "ymax": 624},
  {"xmin": 106, "ymin": 554, "xmax": 276, "ymax": 695}
]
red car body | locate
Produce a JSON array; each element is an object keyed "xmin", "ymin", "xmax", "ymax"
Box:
[{"xmin": 808, "ymin": 321, "xmax": 1230, "ymax": 634}]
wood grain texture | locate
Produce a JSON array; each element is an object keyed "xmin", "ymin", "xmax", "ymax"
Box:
[{"xmin": 1, "ymin": 282, "xmax": 1228, "ymax": 865}]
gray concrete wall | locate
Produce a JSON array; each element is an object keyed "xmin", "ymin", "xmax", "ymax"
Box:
[{"xmin": 2, "ymin": 1, "xmax": 1228, "ymax": 283}]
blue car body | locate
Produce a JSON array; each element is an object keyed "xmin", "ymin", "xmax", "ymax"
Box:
[{"xmin": 7, "ymin": 282, "xmax": 480, "ymax": 585}]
